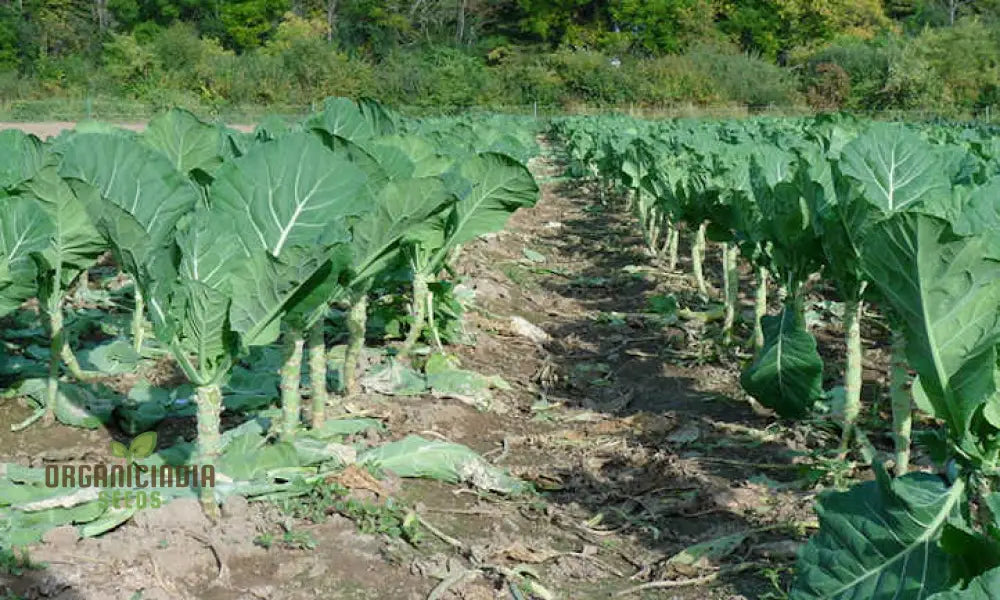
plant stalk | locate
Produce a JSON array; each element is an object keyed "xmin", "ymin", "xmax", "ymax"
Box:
[
  {"xmin": 44, "ymin": 299, "xmax": 63, "ymax": 427},
  {"xmin": 692, "ymin": 222, "xmax": 708, "ymax": 297},
  {"xmin": 722, "ymin": 243, "xmax": 739, "ymax": 344},
  {"xmin": 401, "ymin": 270, "xmax": 429, "ymax": 354},
  {"xmin": 279, "ymin": 327, "xmax": 305, "ymax": 441},
  {"xmin": 667, "ymin": 224, "xmax": 680, "ymax": 271},
  {"xmin": 890, "ymin": 329, "xmax": 912, "ymax": 477},
  {"xmin": 308, "ymin": 323, "xmax": 328, "ymax": 430},
  {"xmin": 133, "ymin": 286, "xmax": 145, "ymax": 354},
  {"xmin": 60, "ymin": 344, "xmax": 99, "ymax": 381},
  {"xmin": 343, "ymin": 294, "xmax": 368, "ymax": 396},
  {"xmin": 195, "ymin": 383, "xmax": 223, "ymax": 520},
  {"xmin": 753, "ymin": 266, "xmax": 768, "ymax": 350},
  {"xmin": 839, "ymin": 296, "xmax": 864, "ymax": 454},
  {"xmin": 427, "ymin": 286, "xmax": 444, "ymax": 351}
]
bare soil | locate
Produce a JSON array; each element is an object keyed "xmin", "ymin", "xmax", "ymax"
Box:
[
  {"xmin": 0, "ymin": 122, "xmax": 253, "ymax": 139},
  {"xmin": 0, "ymin": 139, "xmax": 877, "ymax": 599}
]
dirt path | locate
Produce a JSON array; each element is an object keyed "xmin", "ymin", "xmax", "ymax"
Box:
[
  {"xmin": 2, "ymin": 140, "xmax": 819, "ymax": 599},
  {"xmin": 0, "ymin": 122, "xmax": 254, "ymax": 138}
]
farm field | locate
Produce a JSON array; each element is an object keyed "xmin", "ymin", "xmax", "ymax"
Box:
[{"xmin": 2, "ymin": 99, "xmax": 1000, "ymax": 600}]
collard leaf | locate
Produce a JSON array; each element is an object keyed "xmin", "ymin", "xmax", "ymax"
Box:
[
  {"xmin": 861, "ymin": 213, "xmax": 1000, "ymax": 437},
  {"xmin": 59, "ymin": 133, "xmax": 201, "ymax": 249},
  {"xmin": 0, "ymin": 196, "xmax": 53, "ymax": 316},
  {"xmin": 927, "ymin": 567, "xmax": 1000, "ymax": 600},
  {"xmin": 143, "ymin": 108, "xmax": 223, "ymax": 176},
  {"xmin": 359, "ymin": 435, "xmax": 527, "ymax": 494},
  {"xmin": 443, "ymin": 153, "xmax": 539, "ymax": 251},
  {"xmin": 839, "ymin": 124, "xmax": 950, "ymax": 215},
  {"xmin": 350, "ymin": 177, "xmax": 455, "ymax": 282},
  {"xmin": 312, "ymin": 417, "xmax": 385, "ymax": 439},
  {"xmin": 23, "ymin": 165, "xmax": 105, "ymax": 279},
  {"xmin": 209, "ymin": 132, "xmax": 368, "ymax": 258},
  {"xmin": 666, "ymin": 531, "xmax": 748, "ymax": 567},
  {"xmin": 305, "ymin": 97, "xmax": 374, "ymax": 143},
  {"xmin": 51, "ymin": 383, "xmax": 115, "ymax": 429},
  {"xmin": 83, "ymin": 340, "xmax": 140, "ymax": 375},
  {"xmin": 0, "ymin": 129, "xmax": 44, "ymax": 190},
  {"xmin": 359, "ymin": 359, "xmax": 427, "ymax": 396},
  {"xmin": 117, "ymin": 401, "xmax": 168, "ymax": 435},
  {"xmin": 790, "ymin": 467, "xmax": 965, "ymax": 600},
  {"xmin": 217, "ymin": 435, "xmax": 299, "ymax": 481},
  {"xmin": 740, "ymin": 304, "xmax": 824, "ymax": 418}
]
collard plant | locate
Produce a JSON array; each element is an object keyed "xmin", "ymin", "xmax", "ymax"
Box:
[
  {"xmin": 272, "ymin": 98, "xmax": 539, "ymax": 441},
  {"xmin": 789, "ymin": 125, "xmax": 1000, "ymax": 599},
  {"xmin": 59, "ymin": 129, "xmax": 370, "ymax": 515},
  {"xmin": 0, "ymin": 129, "xmax": 108, "ymax": 427}
]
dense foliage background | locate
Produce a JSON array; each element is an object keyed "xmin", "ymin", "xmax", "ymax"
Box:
[{"xmin": 2, "ymin": 0, "xmax": 1000, "ymax": 117}]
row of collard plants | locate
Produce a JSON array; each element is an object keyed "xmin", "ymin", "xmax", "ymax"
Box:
[
  {"xmin": 551, "ymin": 113, "xmax": 1000, "ymax": 599},
  {"xmin": 0, "ymin": 97, "xmax": 539, "ymax": 545}
]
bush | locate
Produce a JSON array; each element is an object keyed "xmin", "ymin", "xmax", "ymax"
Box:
[
  {"xmin": 913, "ymin": 18, "xmax": 1000, "ymax": 109},
  {"xmin": 631, "ymin": 54, "xmax": 720, "ymax": 106},
  {"xmin": 376, "ymin": 46, "xmax": 488, "ymax": 109},
  {"xmin": 482, "ymin": 49, "xmax": 564, "ymax": 107},
  {"xmin": 806, "ymin": 62, "xmax": 851, "ymax": 110},
  {"xmin": 801, "ymin": 36, "xmax": 891, "ymax": 109},
  {"xmin": 545, "ymin": 50, "xmax": 635, "ymax": 106},
  {"xmin": 278, "ymin": 39, "xmax": 375, "ymax": 104},
  {"xmin": 686, "ymin": 44, "xmax": 801, "ymax": 107},
  {"xmin": 102, "ymin": 33, "xmax": 160, "ymax": 96}
]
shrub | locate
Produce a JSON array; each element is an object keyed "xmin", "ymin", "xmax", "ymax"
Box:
[
  {"xmin": 686, "ymin": 44, "xmax": 801, "ymax": 107},
  {"xmin": 632, "ymin": 54, "xmax": 721, "ymax": 106},
  {"xmin": 545, "ymin": 50, "xmax": 635, "ymax": 106},
  {"xmin": 806, "ymin": 62, "xmax": 851, "ymax": 110},
  {"xmin": 800, "ymin": 36, "xmax": 890, "ymax": 109},
  {"xmin": 376, "ymin": 46, "xmax": 487, "ymax": 109}
]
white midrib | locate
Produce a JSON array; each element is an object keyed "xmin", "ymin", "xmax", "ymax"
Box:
[{"xmin": 827, "ymin": 477, "xmax": 965, "ymax": 598}]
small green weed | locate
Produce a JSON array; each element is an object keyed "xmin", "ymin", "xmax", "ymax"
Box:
[
  {"xmin": 0, "ymin": 549, "xmax": 44, "ymax": 576},
  {"xmin": 253, "ymin": 530, "xmax": 317, "ymax": 550},
  {"xmin": 758, "ymin": 565, "xmax": 792, "ymax": 599},
  {"xmin": 277, "ymin": 478, "xmax": 422, "ymax": 544},
  {"xmin": 337, "ymin": 498, "xmax": 421, "ymax": 543}
]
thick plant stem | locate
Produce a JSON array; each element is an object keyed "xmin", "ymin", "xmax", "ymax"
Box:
[
  {"xmin": 401, "ymin": 270, "xmax": 428, "ymax": 354},
  {"xmin": 133, "ymin": 286, "xmax": 145, "ymax": 354},
  {"xmin": 343, "ymin": 294, "xmax": 368, "ymax": 397},
  {"xmin": 753, "ymin": 266, "xmax": 768, "ymax": 350},
  {"xmin": 61, "ymin": 344, "xmax": 98, "ymax": 381},
  {"xmin": 667, "ymin": 224, "xmax": 680, "ymax": 271},
  {"xmin": 692, "ymin": 222, "xmax": 708, "ymax": 297},
  {"xmin": 721, "ymin": 243, "xmax": 739, "ymax": 344},
  {"xmin": 890, "ymin": 330, "xmax": 912, "ymax": 477},
  {"xmin": 308, "ymin": 323, "xmax": 328, "ymax": 430},
  {"xmin": 195, "ymin": 383, "xmax": 223, "ymax": 520},
  {"xmin": 74, "ymin": 269, "xmax": 89, "ymax": 302},
  {"xmin": 840, "ymin": 296, "xmax": 864, "ymax": 453},
  {"xmin": 279, "ymin": 328, "xmax": 305, "ymax": 441},
  {"xmin": 44, "ymin": 303, "xmax": 64, "ymax": 427},
  {"xmin": 427, "ymin": 287, "xmax": 443, "ymax": 351}
]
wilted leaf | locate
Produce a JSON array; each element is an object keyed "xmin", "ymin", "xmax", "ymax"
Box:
[
  {"xmin": 359, "ymin": 435, "xmax": 527, "ymax": 494},
  {"xmin": 83, "ymin": 340, "xmax": 140, "ymax": 375}
]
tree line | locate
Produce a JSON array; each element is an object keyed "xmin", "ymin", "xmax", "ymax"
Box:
[{"xmin": 1, "ymin": 0, "xmax": 999, "ymax": 115}]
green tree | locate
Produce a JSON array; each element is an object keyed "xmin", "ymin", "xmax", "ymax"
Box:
[
  {"xmin": 610, "ymin": 0, "xmax": 718, "ymax": 53},
  {"xmin": 220, "ymin": 0, "xmax": 290, "ymax": 50}
]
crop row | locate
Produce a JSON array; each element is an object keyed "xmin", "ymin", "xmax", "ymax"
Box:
[
  {"xmin": 0, "ymin": 97, "xmax": 539, "ymax": 532},
  {"xmin": 551, "ymin": 113, "xmax": 1000, "ymax": 599}
]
